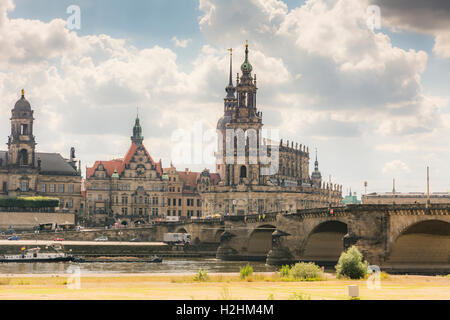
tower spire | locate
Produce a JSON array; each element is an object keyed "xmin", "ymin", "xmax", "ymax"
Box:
[
  {"xmin": 228, "ymin": 48, "xmax": 233, "ymax": 86},
  {"xmin": 314, "ymin": 148, "xmax": 319, "ymax": 170},
  {"xmin": 240, "ymin": 41, "xmax": 253, "ymax": 76},
  {"xmin": 131, "ymin": 111, "xmax": 144, "ymax": 145},
  {"xmin": 225, "ymin": 48, "xmax": 236, "ymax": 99}
]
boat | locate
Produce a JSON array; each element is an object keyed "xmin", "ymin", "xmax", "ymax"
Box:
[{"xmin": 0, "ymin": 246, "xmax": 75, "ymax": 263}]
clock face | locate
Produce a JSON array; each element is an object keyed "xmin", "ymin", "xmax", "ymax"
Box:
[{"xmin": 136, "ymin": 166, "xmax": 145, "ymax": 175}]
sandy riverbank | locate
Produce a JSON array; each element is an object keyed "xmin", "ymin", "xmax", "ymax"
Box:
[{"xmin": 0, "ymin": 272, "xmax": 449, "ymax": 300}]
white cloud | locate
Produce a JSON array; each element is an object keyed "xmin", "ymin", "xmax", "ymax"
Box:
[
  {"xmin": 171, "ymin": 36, "xmax": 192, "ymax": 48},
  {"xmin": 0, "ymin": 0, "xmax": 448, "ymax": 193},
  {"xmin": 382, "ymin": 160, "xmax": 411, "ymax": 174}
]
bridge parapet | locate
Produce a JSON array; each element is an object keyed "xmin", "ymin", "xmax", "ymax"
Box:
[{"xmin": 223, "ymin": 213, "xmax": 277, "ymax": 224}]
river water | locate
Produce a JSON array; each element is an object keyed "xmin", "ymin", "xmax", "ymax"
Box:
[{"xmin": 0, "ymin": 258, "xmax": 279, "ymax": 275}]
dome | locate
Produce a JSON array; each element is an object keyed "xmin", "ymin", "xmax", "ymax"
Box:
[
  {"xmin": 311, "ymin": 170, "xmax": 322, "ymax": 179},
  {"xmin": 240, "ymin": 60, "xmax": 252, "ymax": 74},
  {"xmin": 111, "ymin": 170, "xmax": 119, "ymax": 179},
  {"xmin": 216, "ymin": 115, "xmax": 231, "ymax": 130},
  {"xmin": 240, "ymin": 43, "xmax": 253, "ymax": 74},
  {"xmin": 14, "ymin": 95, "xmax": 31, "ymax": 112}
]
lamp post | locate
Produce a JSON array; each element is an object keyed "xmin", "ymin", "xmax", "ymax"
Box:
[{"xmin": 426, "ymin": 166, "xmax": 430, "ymax": 209}]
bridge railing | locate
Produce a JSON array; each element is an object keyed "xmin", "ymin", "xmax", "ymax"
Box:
[{"xmin": 223, "ymin": 213, "xmax": 278, "ymax": 223}]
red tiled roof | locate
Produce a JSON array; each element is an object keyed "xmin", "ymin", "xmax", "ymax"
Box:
[
  {"xmin": 176, "ymin": 171, "xmax": 201, "ymax": 192},
  {"xmin": 86, "ymin": 143, "xmax": 162, "ymax": 178},
  {"xmin": 210, "ymin": 173, "xmax": 221, "ymax": 185}
]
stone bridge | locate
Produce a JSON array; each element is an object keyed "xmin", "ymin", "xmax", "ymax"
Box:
[
  {"xmin": 11, "ymin": 218, "xmax": 225, "ymax": 248},
  {"xmin": 8, "ymin": 204, "xmax": 449, "ymax": 273},
  {"xmin": 217, "ymin": 204, "xmax": 450, "ymax": 274}
]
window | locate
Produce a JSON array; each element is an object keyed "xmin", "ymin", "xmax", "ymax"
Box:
[
  {"xmin": 139, "ymin": 196, "xmax": 143, "ymax": 204},
  {"xmin": 139, "ymin": 208, "xmax": 143, "ymax": 215},
  {"xmin": 178, "ymin": 199, "xmax": 181, "ymax": 206},
  {"xmin": 121, "ymin": 196, "xmax": 128, "ymax": 204},
  {"xmin": 20, "ymin": 124, "xmax": 28, "ymax": 135},
  {"xmin": 68, "ymin": 184, "xmax": 74, "ymax": 193},
  {"xmin": 167, "ymin": 198, "xmax": 171, "ymax": 206},
  {"xmin": 50, "ymin": 184, "xmax": 55, "ymax": 193},
  {"xmin": 67, "ymin": 199, "xmax": 73, "ymax": 208},
  {"xmin": 172, "ymin": 198, "xmax": 176, "ymax": 206},
  {"xmin": 122, "ymin": 207, "xmax": 128, "ymax": 215},
  {"xmin": 20, "ymin": 181, "xmax": 28, "ymax": 192},
  {"xmin": 152, "ymin": 197, "xmax": 158, "ymax": 205},
  {"xmin": 240, "ymin": 165, "xmax": 247, "ymax": 178},
  {"xmin": 41, "ymin": 184, "xmax": 46, "ymax": 193},
  {"xmin": 2, "ymin": 182, "xmax": 6, "ymax": 192},
  {"xmin": 58, "ymin": 184, "xmax": 65, "ymax": 193},
  {"xmin": 197, "ymin": 199, "xmax": 201, "ymax": 207},
  {"xmin": 178, "ymin": 210, "xmax": 181, "ymax": 216},
  {"xmin": 98, "ymin": 194, "xmax": 102, "ymax": 201},
  {"xmin": 197, "ymin": 210, "xmax": 201, "ymax": 217},
  {"xmin": 19, "ymin": 149, "xmax": 28, "ymax": 165}
]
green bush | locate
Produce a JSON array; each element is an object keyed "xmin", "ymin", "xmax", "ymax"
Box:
[
  {"xmin": 279, "ymin": 265, "xmax": 291, "ymax": 278},
  {"xmin": 289, "ymin": 262, "xmax": 323, "ymax": 280},
  {"xmin": 240, "ymin": 264, "xmax": 253, "ymax": 279},
  {"xmin": 335, "ymin": 246, "xmax": 369, "ymax": 279},
  {"xmin": 0, "ymin": 196, "xmax": 59, "ymax": 208},
  {"xmin": 193, "ymin": 268, "xmax": 209, "ymax": 281}
]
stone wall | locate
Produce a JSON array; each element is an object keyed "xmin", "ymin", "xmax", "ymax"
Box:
[{"xmin": 0, "ymin": 211, "xmax": 74, "ymax": 229}]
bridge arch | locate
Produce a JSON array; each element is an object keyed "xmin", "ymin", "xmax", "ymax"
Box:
[
  {"xmin": 386, "ymin": 219, "xmax": 450, "ymax": 266},
  {"xmin": 247, "ymin": 224, "xmax": 276, "ymax": 256},
  {"xmin": 302, "ymin": 220, "xmax": 348, "ymax": 264},
  {"xmin": 176, "ymin": 227, "xmax": 188, "ymax": 234},
  {"xmin": 214, "ymin": 228, "xmax": 225, "ymax": 242}
]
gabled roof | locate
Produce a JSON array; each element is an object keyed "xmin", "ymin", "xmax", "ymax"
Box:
[{"xmin": 86, "ymin": 142, "xmax": 162, "ymax": 178}]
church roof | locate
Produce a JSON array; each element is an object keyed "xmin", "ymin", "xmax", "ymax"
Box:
[
  {"xmin": 13, "ymin": 92, "xmax": 32, "ymax": 112},
  {"xmin": 0, "ymin": 150, "xmax": 79, "ymax": 176}
]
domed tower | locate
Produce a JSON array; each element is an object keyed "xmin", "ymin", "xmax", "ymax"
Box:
[
  {"xmin": 7, "ymin": 89, "xmax": 37, "ymax": 167},
  {"xmin": 311, "ymin": 149, "xmax": 322, "ymax": 188},
  {"xmin": 218, "ymin": 42, "xmax": 263, "ymax": 186}
]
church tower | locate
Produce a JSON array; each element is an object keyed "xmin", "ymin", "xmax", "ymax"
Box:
[
  {"xmin": 131, "ymin": 113, "xmax": 144, "ymax": 145},
  {"xmin": 7, "ymin": 90, "xmax": 37, "ymax": 167},
  {"xmin": 311, "ymin": 149, "xmax": 322, "ymax": 188},
  {"xmin": 217, "ymin": 43, "xmax": 264, "ymax": 186}
]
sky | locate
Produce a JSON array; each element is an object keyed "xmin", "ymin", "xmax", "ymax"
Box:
[{"xmin": 0, "ymin": 0, "xmax": 449, "ymax": 197}]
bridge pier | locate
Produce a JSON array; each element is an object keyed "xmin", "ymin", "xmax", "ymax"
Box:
[
  {"xmin": 215, "ymin": 231, "xmax": 241, "ymax": 260},
  {"xmin": 266, "ymin": 229, "xmax": 294, "ymax": 266}
]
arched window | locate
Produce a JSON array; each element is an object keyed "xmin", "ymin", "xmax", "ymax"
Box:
[
  {"xmin": 19, "ymin": 149, "xmax": 28, "ymax": 165},
  {"xmin": 240, "ymin": 165, "xmax": 247, "ymax": 178}
]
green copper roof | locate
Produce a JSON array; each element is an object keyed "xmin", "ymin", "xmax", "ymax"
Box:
[{"xmin": 240, "ymin": 44, "xmax": 252, "ymax": 74}]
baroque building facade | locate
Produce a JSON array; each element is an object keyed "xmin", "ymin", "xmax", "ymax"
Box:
[
  {"xmin": 198, "ymin": 45, "xmax": 342, "ymax": 216},
  {"xmin": 0, "ymin": 90, "xmax": 83, "ymax": 216},
  {"xmin": 85, "ymin": 116, "xmax": 212, "ymax": 226},
  {"xmin": 85, "ymin": 116, "xmax": 167, "ymax": 226}
]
